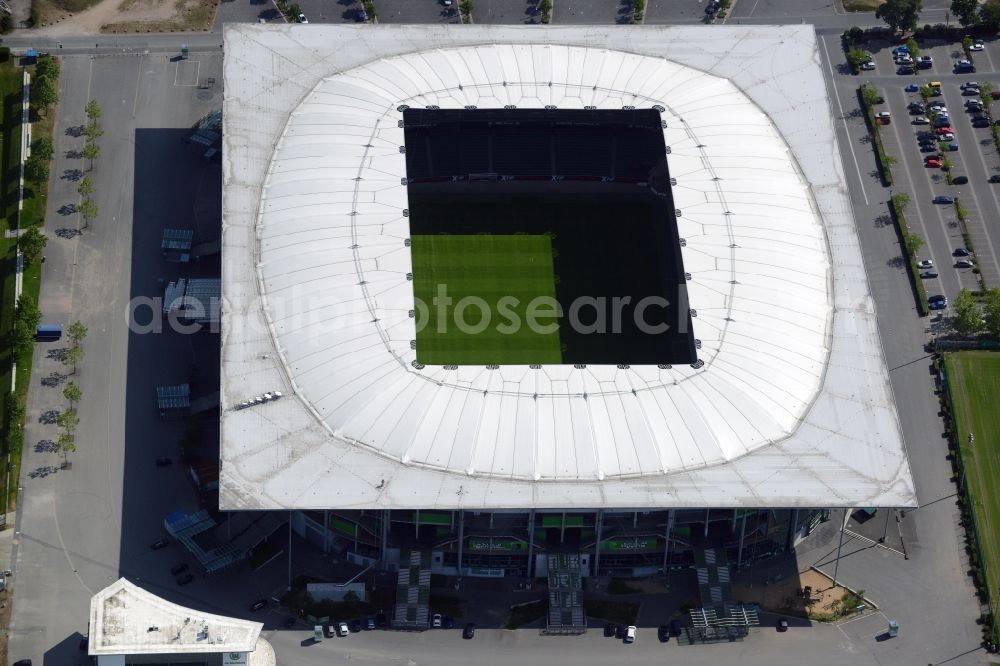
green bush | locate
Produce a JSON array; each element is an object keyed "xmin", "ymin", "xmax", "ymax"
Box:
[{"xmin": 890, "ymin": 196, "xmax": 928, "ymax": 316}]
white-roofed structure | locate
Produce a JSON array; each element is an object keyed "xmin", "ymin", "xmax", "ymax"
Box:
[
  {"xmin": 88, "ymin": 578, "xmax": 273, "ymax": 665},
  {"xmin": 220, "ymin": 24, "xmax": 916, "ymax": 511}
]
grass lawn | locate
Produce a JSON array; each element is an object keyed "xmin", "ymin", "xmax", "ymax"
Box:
[
  {"xmin": 411, "ymin": 234, "xmax": 562, "ymax": 365},
  {"xmin": 945, "ymin": 350, "xmax": 1000, "ymax": 633}
]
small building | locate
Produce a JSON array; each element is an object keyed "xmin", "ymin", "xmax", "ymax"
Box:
[
  {"xmin": 88, "ymin": 577, "xmax": 274, "ymax": 666},
  {"xmin": 162, "ymin": 228, "xmax": 194, "ymax": 263}
]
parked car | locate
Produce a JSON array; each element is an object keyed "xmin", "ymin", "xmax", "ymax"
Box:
[
  {"xmin": 935, "ymin": 117, "xmax": 951, "ymax": 128},
  {"xmin": 912, "ymin": 116, "xmax": 929, "ymax": 125},
  {"xmin": 925, "ymin": 157, "xmax": 942, "ymax": 168},
  {"xmin": 624, "ymin": 625, "xmax": 637, "ymax": 644},
  {"xmin": 169, "ymin": 562, "xmax": 188, "ymax": 575},
  {"xmin": 151, "ymin": 538, "xmax": 169, "ymax": 550},
  {"xmin": 918, "ymin": 55, "xmax": 933, "ymax": 65},
  {"xmin": 176, "ymin": 573, "xmax": 194, "ymax": 586},
  {"xmin": 948, "ymin": 142, "xmax": 959, "ymax": 151},
  {"xmin": 953, "ymin": 176, "xmax": 969, "ymax": 184},
  {"xmin": 443, "ymin": 616, "xmax": 455, "ymax": 629},
  {"xmin": 337, "ymin": 621, "xmax": 349, "ymax": 637},
  {"xmin": 875, "ymin": 111, "xmax": 891, "ymax": 124},
  {"xmin": 892, "ymin": 45, "xmax": 910, "ymax": 55},
  {"xmin": 920, "ymin": 143, "xmax": 938, "ymax": 152},
  {"xmin": 349, "ymin": 619, "xmax": 363, "ymax": 633},
  {"xmin": 908, "ymin": 102, "xmax": 925, "ymax": 113},
  {"xmin": 990, "ymin": 174, "xmax": 1000, "ymax": 183},
  {"xmin": 705, "ymin": 0, "xmax": 719, "ymax": 13},
  {"xmin": 250, "ymin": 599, "xmax": 267, "ymax": 612},
  {"xmin": 861, "ymin": 61, "xmax": 876, "ymax": 70},
  {"xmin": 933, "ymin": 195, "xmax": 955, "ymax": 204},
  {"xmin": 962, "ymin": 87, "xmax": 981, "ymax": 96},
  {"xmin": 604, "ymin": 623, "xmax": 617, "ymax": 637},
  {"xmin": 973, "ymin": 116, "xmax": 991, "ymax": 127},
  {"xmin": 614, "ymin": 624, "xmax": 625, "ymax": 639},
  {"xmin": 155, "ymin": 457, "xmax": 172, "ymax": 467},
  {"xmin": 432, "ymin": 613, "xmax": 443, "ymax": 628},
  {"xmin": 954, "ymin": 247, "xmax": 970, "ymax": 256},
  {"xmin": 928, "ymin": 295, "xmax": 948, "ymax": 310},
  {"xmin": 917, "ymin": 259, "xmax": 934, "ymax": 268},
  {"xmin": 778, "ymin": 618, "xmax": 789, "ymax": 632},
  {"xmin": 463, "ymin": 623, "xmax": 477, "ymax": 639},
  {"xmin": 297, "ymin": 12, "xmax": 308, "ymax": 22},
  {"xmin": 356, "ymin": 8, "xmax": 367, "ymax": 20},
  {"xmin": 897, "ymin": 65, "xmax": 915, "ymax": 75},
  {"xmin": 961, "ymin": 81, "xmax": 981, "ymax": 89},
  {"xmin": 658, "ymin": 625, "xmax": 671, "ymax": 642},
  {"xmin": 921, "ymin": 271, "xmax": 939, "ymax": 278},
  {"xmin": 935, "ymin": 126, "xmax": 954, "ymax": 135},
  {"xmin": 905, "ymin": 83, "xmax": 920, "ymax": 92},
  {"xmin": 956, "ymin": 259, "xmax": 976, "ymax": 268},
  {"xmin": 938, "ymin": 132, "xmax": 955, "ymax": 141},
  {"xmin": 895, "ymin": 54, "xmax": 913, "ymax": 64},
  {"xmin": 972, "ymin": 40, "xmax": 985, "ymax": 51},
  {"xmin": 365, "ymin": 617, "xmax": 376, "ymax": 630}
]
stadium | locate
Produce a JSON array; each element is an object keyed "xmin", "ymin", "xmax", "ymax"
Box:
[{"xmin": 219, "ymin": 24, "xmax": 915, "ymax": 629}]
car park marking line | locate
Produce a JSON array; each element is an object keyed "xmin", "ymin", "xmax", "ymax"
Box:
[
  {"xmin": 820, "ymin": 36, "xmax": 869, "ymax": 206},
  {"xmin": 173, "ymin": 59, "xmax": 201, "ymax": 87},
  {"xmin": 842, "ymin": 527, "xmax": 906, "ymax": 557}
]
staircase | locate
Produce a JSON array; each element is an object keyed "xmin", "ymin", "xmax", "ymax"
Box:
[{"xmin": 544, "ymin": 554, "xmax": 586, "ymax": 635}]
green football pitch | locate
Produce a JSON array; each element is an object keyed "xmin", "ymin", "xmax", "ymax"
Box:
[
  {"xmin": 410, "ymin": 234, "xmax": 562, "ymax": 365},
  {"xmin": 945, "ymin": 350, "xmax": 1000, "ymax": 634}
]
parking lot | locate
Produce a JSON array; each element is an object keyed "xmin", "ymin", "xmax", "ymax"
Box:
[
  {"xmin": 552, "ymin": 0, "xmax": 633, "ymax": 25},
  {"xmin": 376, "ymin": 0, "xmax": 461, "ymax": 23},
  {"xmin": 855, "ymin": 37, "xmax": 1000, "ymax": 308},
  {"xmin": 471, "ymin": 0, "xmax": 542, "ymax": 24},
  {"xmin": 643, "ymin": 0, "xmax": 713, "ymax": 24}
]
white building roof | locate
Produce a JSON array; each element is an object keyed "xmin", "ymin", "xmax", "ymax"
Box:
[
  {"xmin": 88, "ymin": 578, "xmax": 262, "ymax": 655},
  {"xmin": 220, "ymin": 24, "xmax": 916, "ymax": 510}
]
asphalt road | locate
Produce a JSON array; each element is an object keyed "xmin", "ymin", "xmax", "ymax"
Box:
[{"xmin": 471, "ymin": 0, "xmax": 543, "ymax": 24}]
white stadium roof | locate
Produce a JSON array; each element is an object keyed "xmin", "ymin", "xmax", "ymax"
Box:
[
  {"xmin": 89, "ymin": 578, "xmax": 267, "ymax": 658},
  {"xmin": 221, "ymin": 24, "xmax": 916, "ymax": 510}
]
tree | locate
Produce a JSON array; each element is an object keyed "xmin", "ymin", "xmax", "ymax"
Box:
[
  {"xmin": 861, "ymin": 83, "xmax": 880, "ymax": 109},
  {"xmin": 848, "ymin": 48, "xmax": 871, "ymax": 73},
  {"xmin": 57, "ymin": 431, "xmax": 76, "ymax": 468},
  {"xmin": 13, "ymin": 294, "xmax": 40, "ymax": 356},
  {"xmin": 62, "ymin": 381, "xmax": 81, "ymax": 409},
  {"xmin": 984, "ymin": 288, "xmax": 1000, "ymax": 338},
  {"xmin": 76, "ymin": 175, "xmax": 94, "ymax": 199},
  {"xmin": 982, "ymin": 0, "xmax": 1000, "ymax": 28},
  {"xmin": 68, "ymin": 320, "xmax": 88, "ymax": 347},
  {"xmin": 905, "ymin": 231, "xmax": 924, "ymax": 258},
  {"xmin": 24, "ymin": 154, "xmax": 49, "ymax": 183},
  {"xmin": 875, "ymin": 0, "xmax": 922, "ymax": 33},
  {"xmin": 892, "ymin": 192, "xmax": 911, "ymax": 213},
  {"xmin": 953, "ymin": 0, "xmax": 980, "ymax": 25},
  {"xmin": 31, "ymin": 75, "xmax": 58, "ymax": 115},
  {"xmin": 61, "ymin": 344, "xmax": 84, "ymax": 375},
  {"xmin": 953, "ymin": 289, "xmax": 982, "ymax": 337},
  {"xmin": 35, "ymin": 55, "xmax": 60, "ymax": 80},
  {"xmin": 83, "ymin": 123, "xmax": 104, "ymax": 142},
  {"xmin": 84, "ymin": 99, "xmax": 101, "ymax": 124},
  {"xmin": 57, "ymin": 408, "xmax": 79, "ymax": 435},
  {"xmin": 82, "ymin": 140, "xmax": 100, "ymax": 170},
  {"xmin": 30, "ymin": 136, "xmax": 53, "ymax": 161},
  {"xmin": 17, "ymin": 226, "xmax": 47, "ymax": 264},
  {"xmin": 78, "ymin": 198, "xmax": 97, "ymax": 229},
  {"xmin": 905, "ymin": 37, "xmax": 920, "ymax": 58}
]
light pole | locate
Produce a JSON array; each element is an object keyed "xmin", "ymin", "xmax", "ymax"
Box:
[{"xmin": 832, "ymin": 509, "xmax": 846, "ymax": 587}]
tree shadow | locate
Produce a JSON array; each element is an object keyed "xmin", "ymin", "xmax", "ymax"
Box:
[
  {"xmin": 34, "ymin": 439, "xmax": 58, "ymax": 453},
  {"xmin": 257, "ymin": 7, "xmax": 279, "ymax": 19},
  {"xmin": 38, "ymin": 409, "xmax": 60, "ymax": 425},
  {"xmin": 40, "ymin": 372, "xmax": 67, "ymax": 387},
  {"xmin": 61, "ymin": 169, "xmax": 83, "ymax": 182},
  {"xmin": 65, "ymin": 125, "xmax": 85, "ymax": 138},
  {"xmin": 46, "ymin": 347, "xmax": 68, "ymax": 360},
  {"xmin": 874, "ymin": 213, "xmax": 893, "ymax": 228},
  {"xmin": 64, "ymin": 149, "xmax": 82, "ymax": 159},
  {"xmin": 886, "ymin": 256, "xmax": 906, "ymax": 269},
  {"xmin": 55, "ymin": 227, "xmax": 82, "ymax": 239},
  {"xmin": 57, "ymin": 204, "xmax": 76, "ymax": 216},
  {"xmin": 28, "ymin": 465, "xmax": 59, "ymax": 479}
]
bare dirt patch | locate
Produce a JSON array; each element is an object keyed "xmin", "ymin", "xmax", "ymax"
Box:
[
  {"xmin": 733, "ymin": 568, "xmax": 870, "ymax": 621},
  {"xmin": 31, "ymin": 0, "xmax": 219, "ymax": 35}
]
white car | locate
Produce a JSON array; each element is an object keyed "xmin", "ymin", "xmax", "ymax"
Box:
[
  {"xmin": 961, "ymin": 81, "xmax": 981, "ymax": 89},
  {"xmin": 912, "ymin": 116, "xmax": 929, "ymax": 124},
  {"xmin": 917, "ymin": 259, "xmax": 934, "ymax": 269},
  {"xmin": 938, "ymin": 132, "xmax": 955, "ymax": 141},
  {"xmin": 624, "ymin": 625, "xmax": 637, "ymax": 643},
  {"xmin": 895, "ymin": 54, "xmax": 913, "ymax": 64},
  {"xmin": 297, "ymin": 12, "xmax": 308, "ymax": 23},
  {"xmin": 337, "ymin": 621, "xmax": 349, "ymax": 636},
  {"xmin": 972, "ymin": 41, "xmax": 985, "ymax": 51},
  {"xmin": 432, "ymin": 613, "xmax": 443, "ymax": 628},
  {"xmin": 861, "ymin": 61, "xmax": 876, "ymax": 70}
]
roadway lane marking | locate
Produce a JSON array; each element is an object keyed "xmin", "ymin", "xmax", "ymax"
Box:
[{"xmin": 820, "ymin": 35, "xmax": 869, "ymax": 205}]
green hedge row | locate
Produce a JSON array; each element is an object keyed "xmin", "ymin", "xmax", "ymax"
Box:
[
  {"xmin": 859, "ymin": 86, "xmax": 894, "ymax": 186},
  {"xmin": 890, "ymin": 196, "xmax": 929, "ymax": 317}
]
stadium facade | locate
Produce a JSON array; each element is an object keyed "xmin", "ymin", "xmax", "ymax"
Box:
[{"xmin": 220, "ymin": 24, "xmax": 915, "ymax": 579}]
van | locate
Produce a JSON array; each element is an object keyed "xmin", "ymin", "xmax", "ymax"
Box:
[
  {"xmin": 35, "ymin": 324, "xmax": 61, "ymax": 341},
  {"xmin": 929, "ymin": 80, "xmax": 942, "ymax": 89}
]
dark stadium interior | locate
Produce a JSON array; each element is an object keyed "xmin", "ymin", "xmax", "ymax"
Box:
[{"xmin": 403, "ymin": 108, "xmax": 696, "ymax": 365}]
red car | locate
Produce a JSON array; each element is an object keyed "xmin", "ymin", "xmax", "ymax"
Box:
[
  {"xmin": 935, "ymin": 126, "xmax": 954, "ymax": 135},
  {"xmin": 925, "ymin": 158, "xmax": 942, "ymax": 168}
]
